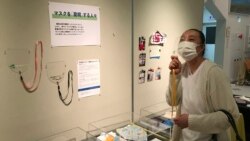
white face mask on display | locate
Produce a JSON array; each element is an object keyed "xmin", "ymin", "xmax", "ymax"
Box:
[{"xmin": 177, "ymin": 41, "xmax": 201, "ymax": 61}]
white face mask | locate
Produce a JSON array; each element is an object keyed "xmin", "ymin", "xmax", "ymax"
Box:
[{"xmin": 178, "ymin": 41, "xmax": 199, "ymax": 61}]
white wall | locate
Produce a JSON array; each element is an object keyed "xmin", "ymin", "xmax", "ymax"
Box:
[
  {"xmin": 0, "ymin": 0, "xmax": 132, "ymax": 140},
  {"xmin": 203, "ymin": 7, "xmax": 216, "ymax": 23},
  {"xmin": 133, "ymin": 0, "xmax": 204, "ymax": 114},
  {"xmin": 212, "ymin": 0, "xmax": 250, "ymax": 81}
]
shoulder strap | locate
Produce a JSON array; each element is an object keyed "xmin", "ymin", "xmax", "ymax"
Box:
[{"xmin": 218, "ymin": 109, "xmax": 242, "ymax": 141}]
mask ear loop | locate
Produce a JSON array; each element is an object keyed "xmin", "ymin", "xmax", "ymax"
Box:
[
  {"xmin": 19, "ymin": 41, "xmax": 43, "ymax": 93},
  {"xmin": 196, "ymin": 43, "xmax": 205, "ymax": 56},
  {"xmin": 56, "ymin": 70, "xmax": 74, "ymax": 106}
]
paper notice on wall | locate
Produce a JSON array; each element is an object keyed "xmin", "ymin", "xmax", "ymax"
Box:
[
  {"xmin": 77, "ymin": 59, "xmax": 100, "ymax": 98},
  {"xmin": 49, "ymin": 2, "xmax": 100, "ymax": 47}
]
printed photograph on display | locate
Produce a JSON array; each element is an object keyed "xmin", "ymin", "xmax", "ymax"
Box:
[
  {"xmin": 139, "ymin": 36, "xmax": 146, "ymax": 51},
  {"xmin": 147, "ymin": 68, "xmax": 154, "ymax": 82},
  {"xmin": 155, "ymin": 67, "xmax": 161, "ymax": 80},
  {"xmin": 139, "ymin": 53, "xmax": 146, "ymax": 67},
  {"xmin": 138, "ymin": 69, "xmax": 146, "ymax": 84}
]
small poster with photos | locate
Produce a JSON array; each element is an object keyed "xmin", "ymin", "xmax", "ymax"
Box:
[
  {"xmin": 139, "ymin": 36, "xmax": 146, "ymax": 51},
  {"xmin": 139, "ymin": 53, "xmax": 146, "ymax": 67},
  {"xmin": 155, "ymin": 67, "xmax": 161, "ymax": 80},
  {"xmin": 138, "ymin": 69, "xmax": 146, "ymax": 84},
  {"xmin": 147, "ymin": 68, "xmax": 154, "ymax": 82}
]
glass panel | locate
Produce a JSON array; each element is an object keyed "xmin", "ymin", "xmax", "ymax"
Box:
[
  {"xmin": 88, "ymin": 112, "xmax": 170, "ymax": 141},
  {"xmin": 140, "ymin": 102, "xmax": 175, "ymax": 140},
  {"xmin": 37, "ymin": 127, "xmax": 96, "ymax": 141},
  {"xmin": 46, "ymin": 61, "xmax": 66, "ymax": 84},
  {"xmin": 5, "ymin": 48, "xmax": 30, "ymax": 73}
]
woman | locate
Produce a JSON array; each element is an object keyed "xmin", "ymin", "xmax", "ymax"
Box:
[{"xmin": 166, "ymin": 29, "xmax": 240, "ymax": 141}]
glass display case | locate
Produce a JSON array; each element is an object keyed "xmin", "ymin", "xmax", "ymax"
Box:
[
  {"xmin": 140, "ymin": 102, "xmax": 176, "ymax": 140},
  {"xmin": 88, "ymin": 110, "xmax": 173, "ymax": 141},
  {"xmin": 37, "ymin": 127, "xmax": 95, "ymax": 141}
]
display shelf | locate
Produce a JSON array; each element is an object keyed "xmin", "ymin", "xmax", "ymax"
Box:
[
  {"xmin": 88, "ymin": 112, "xmax": 170, "ymax": 141},
  {"xmin": 37, "ymin": 127, "xmax": 95, "ymax": 141}
]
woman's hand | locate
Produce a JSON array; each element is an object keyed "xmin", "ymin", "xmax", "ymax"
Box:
[
  {"xmin": 169, "ymin": 55, "xmax": 181, "ymax": 74},
  {"xmin": 174, "ymin": 114, "xmax": 189, "ymax": 129}
]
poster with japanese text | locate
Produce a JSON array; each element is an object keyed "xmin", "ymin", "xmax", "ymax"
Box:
[
  {"xmin": 77, "ymin": 59, "xmax": 100, "ymax": 98},
  {"xmin": 49, "ymin": 2, "xmax": 100, "ymax": 47}
]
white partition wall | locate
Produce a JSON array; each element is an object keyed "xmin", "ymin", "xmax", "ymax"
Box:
[{"xmin": 133, "ymin": 0, "xmax": 204, "ymax": 114}]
